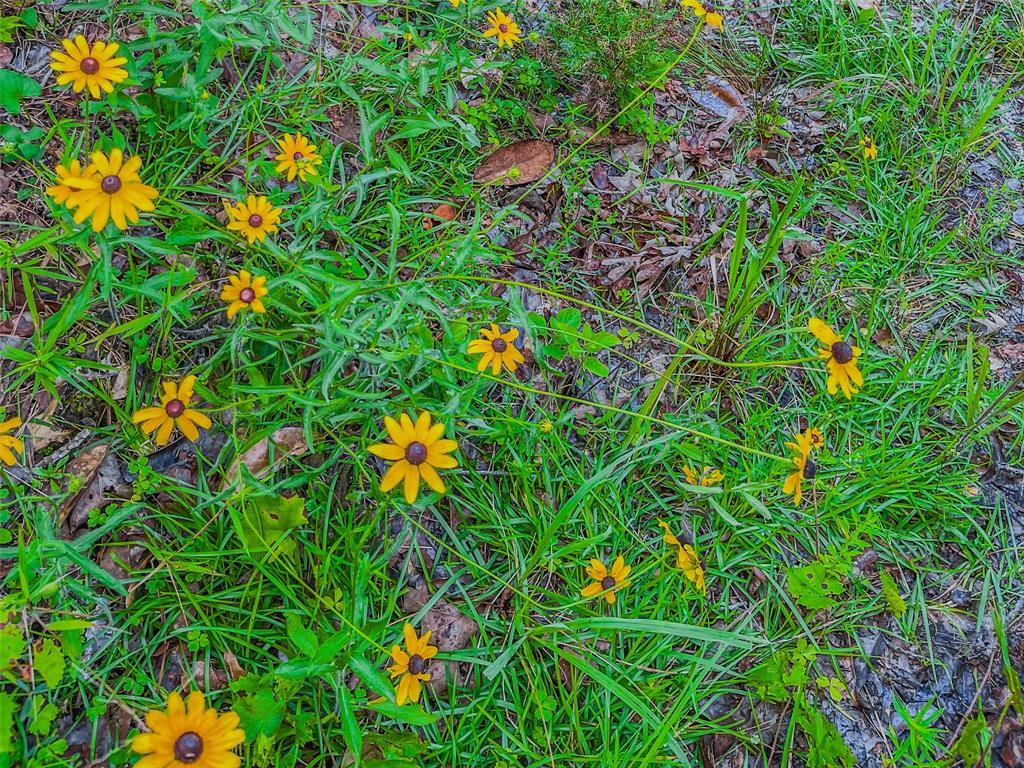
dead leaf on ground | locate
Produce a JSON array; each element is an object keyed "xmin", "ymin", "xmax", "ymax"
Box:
[
  {"xmin": 423, "ymin": 203, "xmax": 457, "ymax": 230},
  {"xmin": 588, "ymin": 237, "xmax": 691, "ymax": 296},
  {"xmin": 474, "ymin": 140, "xmax": 555, "ymax": 186},
  {"xmin": 223, "ymin": 651, "xmax": 245, "ymax": 681},
  {"xmin": 222, "ymin": 427, "xmax": 309, "ymax": 488},
  {"xmin": 688, "ymin": 76, "xmax": 749, "ymax": 136},
  {"xmin": 60, "ymin": 444, "xmax": 132, "ymax": 533}
]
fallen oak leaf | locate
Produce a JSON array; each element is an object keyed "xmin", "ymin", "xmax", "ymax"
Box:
[
  {"xmin": 221, "ymin": 427, "xmax": 309, "ymax": 488},
  {"xmin": 474, "ymin": 140, "xmax": 555, "ymax": 186}
]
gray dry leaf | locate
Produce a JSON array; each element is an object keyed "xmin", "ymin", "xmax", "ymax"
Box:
[
  {"xmin": 593, "ymin": 238, "xmax": 691, "ymax": 296},
  {"xmin": 59, "ymin": 444, "xmax": 132, "ymax": 533},
  {"xmin": 687, "ymin": 76, "xmax": 749, "ymax": 128},
  {"xmin": 474, "ymin": 140, "xmax": 555, "ymax": 186},
  {"xmin": 222, "ymin": 427, "xmax": 309, "ymax": 488}
]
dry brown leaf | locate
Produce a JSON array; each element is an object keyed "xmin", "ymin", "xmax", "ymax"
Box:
[
  {"xmin": 59, "ymin": 444, "xmax": 132, "ymax": 532},
  {"xmin": 474, "ymin": 140, "xmax": 555, "ymax": 186},
  {"xmin": 223, "ymin": 651, "xmax": 245, "ymax": 681},
  {"xmin": 688, "ymin": 77, "xmax": 748, "ymax": 124},
  {"xmin": 28, "ymin": 422, "xmax": 71, "ymax": 452},
  {"xmin": 222, "ymin": 427, "xmax": 309, "ymax": 488},
  {"xmin": 590, "ymin": 238, "xmax": 691, "ymax": 296},
  {"xmin": 423, "ymin": 203, "xmax": 457, "ymax": 230}
]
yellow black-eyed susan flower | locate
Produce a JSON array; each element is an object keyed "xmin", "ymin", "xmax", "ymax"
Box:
[
  {"xmin": 809, "ymin": 318, "xmax": 864, "ymax": 399},
  {"xmin": 681, "ymin": 0, "xmax": 723, "ymax": 28},
  {"xmin": 467, "ymin": 324, "xmax": 525, "ymax": 375},
  {"xmin": 220, "ymin": 270, "xmax": 268, "ymax": 319},
  {"xmin": 58, "ymin": 150, "xmax": 158, "ymax": 232},
  {"xmin": 658, "ymin": 520, "xmax": 706, "ymax": 594},
  {"xmin": 683, "ymin": 465, "xmax": 724, "ymax": 487},
  {"xmin": 273, "ymin": 133, "xmax": 322, "ymax": 182},
  {"xmin": 782, "ymin": 429, "xmax": 820, "ymax": 506},
  {"xmin": 0, "ymin": 417, "xmax": 24, "ymax": 467},
  {"xmin": 130, "ymin": 690, "xmax": 244, "ymax": 768},
  {"xmin": 50, "ymin": 36, "xmax": 128, "ymax": 99},
  {"xmin": 483, "ymin": 9, "xmax": 522, "ymax": 47},
  {"xmin": 581, "ymin": 556, "xmax": 631, "ymax": 604},
  {"xmin": 387, "ymin": 624, "xmax": 438, "ymax": 706},
  {"xmin": 45, "ymin": 160, "xmax": 98, "ymax": 206},
  {"xmin": 861, "ymin": 137, "xmax": 878, "ymax": 160},
  {"xmin": 132, "ymin": 376, "xmax": 212, "ymax": 446},
  {"xmin": 369, "ymin": 411, "xmax": 458, "ymax": 504},
  {"xmin": 225, "ymin": 196, "xmax": 282, "ymax": 244}
]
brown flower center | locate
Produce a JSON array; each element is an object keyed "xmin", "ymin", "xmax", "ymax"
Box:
[
  {"xmin": 293, "ymin": 151, "xmax": 304, "ymax": 160},
  {"xmin": 248, "ymin": 213, "xmax": 263, "ymax": 228},
  {"xmin": 405, "ymin": 441, "xmax": 427, "ymax": 465},
  {"xmin": 498, "ymin": 22, "xmax": 508, "ymax": 32},
  {"xmin": 165, "ymin": 399, "xmax": 185, "ymax": 418},
  {"xmin": 830, "ymin": 341, "xmax": 853, "ymax": 364},
  {"xmin": 173, "ymin": 732, "xmax": 203, "ymax": 763},
  {"xmin": 101, "ymin": 175, "xmax": 122, "ymax": 194},
  {"xmin": 408, "ymin": 654, "xmax": 426, "ymax": 674},
  {"xmin": 600, "ymin": 575, "xmax": 616, "ymax": 590},
  {"xmin": 80, "ymin": 57, "xmax": 100, "ymax": 75},
  {"xmin": 491, "ymin": 337, "xmax": 507, "ymax": 353},
  {"xmin": 803, "ymin": 459, "xmax": 817, "ymax": 479},
  {"xmin": 239, "ymin": 287, "xmax": 256, "ymax": 303}
]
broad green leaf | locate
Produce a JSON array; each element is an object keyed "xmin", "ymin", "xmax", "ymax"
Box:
[
  {"xmin": 34, "ymin": 639, "xmax": 65, "ymax": 688},
  {"xmin": 0, "ymin": 69, "xmax": 41, "ymax": 115},
  {"xmin": 233, "ymin": 688, "xmax": 284, "ymax": 739}
]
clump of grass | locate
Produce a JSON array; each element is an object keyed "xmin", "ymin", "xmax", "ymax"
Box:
[{"xmin": 546, "ymin": 0, "xmax": 682, "ymax": 115}]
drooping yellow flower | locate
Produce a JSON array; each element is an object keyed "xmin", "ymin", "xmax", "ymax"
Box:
[
  {"xmin": 0, "ymin": 417, "xmax": 24, "ymax": 467},
  {"xmin": 808, "ymin": 318, "xmax": 864, "ymax": 399},
  {"xmin": 60, "ymin": 149, "xmax": 158, "ymax": 232},
  {"xmin": 467, "ymin": 324, "xmax": 525, "ymax": 375},
  {"xmin": 50, "ymin": 36, "xmax": 128, "ymax": 99},
  {"xmin": 225, "ymin": 196, "xmax": 282, "ymax": 244},
  {"xmin": 273, "ymin": 133, "xmax": 322, "ymax": 182},
  {"xmin": 130, "ymin": 690, "xmax": 245, "ymax": 768},
  {"xmin": 483, "ymin": 8, "xmax": 522, "ymax": 48},
  {"xmin": 657, "ymin": 520, "xmax": 706, "ymax": 594},
  {"xmin": 683, "ymin": 465, "xmax": 724, "ymax": 487},
  {"xmin": 220, "ymin": 270, "xmax": 268, "ymax": 319},
  {"xmin": 387, "ymin": 624, "xmax": 438, "ymax": 706},
  {"xmin": 782, "ymin": 431, "xmax": 818, "ymax": 506},
  {"xmin": 131, "ymin": 376, "xmax": 213, "ymax": 446},
  {"xmin": 860, "ymin": 137, "xmax": 878, "ymax": 160},
  {"xmin": 786, "ymin": 427, "xmax": 824, "ymax": 456},
  {"xmin": 369, "ymin": 411, "xmax": 458, "ymax": 504},
  {"xmin": 45, "ymin": 160, "xmax": 98, "ymax": 206},
  {"xmin": 681, "ymin": 0, "xmax": 723, "ymax": 28},
  {"xmin": 581, "ymin": 556, "xmax": 631, "ymax": 604}
]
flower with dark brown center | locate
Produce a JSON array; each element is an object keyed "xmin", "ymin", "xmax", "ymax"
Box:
[
  {"xmin": 165, "ymin": 399, "xmax": 185, "ymax": 418},
  {"xmin": 248, "ymin": 213, "xmax": 263, "ymax": 228},
  {"xmin": 830, "ymin": 341, "xmax": 853, "ymax": 364},
  {"xmin": 408, "ymin": 654, "xmax": 426, "ymax": 674},
  {"xmin": 803, "ymin": 460, "xmax": 817, "ymax": 479},
  {"xmin": 101, "ymin": 175, "xmax": 122, "ymax": 194},
  {"xmin": 239, "ymin": 287, "xmax": 255, "ymax": 303},
  {"xmin": 173, "ymin": 732, "xmax": 203, "ymax": 763},
  {"xmin": 601, "ymin": 575, "xmax": 616, "ymax": 590},
  {"xmin": 80, "ymin": 57, "xmax": 100, "ymax": 75},
  {"xmin": 491, "ymin": 337, "xmax": 507, "ymax": 353},
  {"xmin": 405, "ymin": 441, "xmax": 427, "ymax": 465}
]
